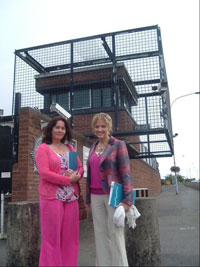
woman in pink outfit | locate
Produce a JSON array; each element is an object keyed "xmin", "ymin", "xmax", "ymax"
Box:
[{"xmin": 36, "ymin": 116, "xmax": 84, "ymax": 267}]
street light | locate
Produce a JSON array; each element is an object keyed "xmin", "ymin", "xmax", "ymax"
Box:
[
  {"xmin": 171, "ymin": 91, "xmax": 200, "ymax": 194},
  {"xmin": 171, "ymin": 91, "xmax": 200, "ymax": 107}
]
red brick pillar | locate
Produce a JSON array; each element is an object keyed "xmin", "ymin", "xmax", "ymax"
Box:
[{"xmin": 12, "ymin": 107, "xmax": 49, "ymax": 202}]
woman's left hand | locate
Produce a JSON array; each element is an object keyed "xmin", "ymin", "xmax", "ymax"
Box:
[{"xmin": 119, "ymin": 203, "xmax": 130, "ymax": 213}]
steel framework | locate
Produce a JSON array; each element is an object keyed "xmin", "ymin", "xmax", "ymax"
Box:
[{"xmin": 13, "ymin": 25, "xmax": 173, "ymax": 158}]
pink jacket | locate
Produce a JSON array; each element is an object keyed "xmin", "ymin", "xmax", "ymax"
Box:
[
  {"xmin": 86, "ymin": 136, "xmax": 133, "ymax": 206},
  {"xmin": 36, "ymin": 143, "xmax": 84, "ymax": 199}
]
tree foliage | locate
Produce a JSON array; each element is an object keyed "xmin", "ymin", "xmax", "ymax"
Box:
[
  {"xmin": 164, "ymin": 173, "xmax": 185, "ymax": 183},
  {"xmin": 170, "ymin": 166, "xmax": 180, "ymax": 173}
]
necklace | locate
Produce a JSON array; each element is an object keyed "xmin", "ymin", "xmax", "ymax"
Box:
[{"xmin": 95, "ymin": 144, "xmax": 106, "ymax": 157}]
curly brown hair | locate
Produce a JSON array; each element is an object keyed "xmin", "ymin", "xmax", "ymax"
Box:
[{"xmin": 42, "ymin": 116, "xmax": 72, "ymax": 144}]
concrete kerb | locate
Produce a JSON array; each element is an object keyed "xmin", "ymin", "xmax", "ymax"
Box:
[{"xmin": 7, "ymin": 201, "xmax": 40, "ymax": 267}]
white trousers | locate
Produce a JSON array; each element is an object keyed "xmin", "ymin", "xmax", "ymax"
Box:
[{"xmin": 91, "ymin": 194, "xmax": 129, "ymax": 266}]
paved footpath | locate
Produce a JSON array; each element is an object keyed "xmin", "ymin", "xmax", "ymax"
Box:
[
  {"xmin": 0, "ymin": 184, "xmax": 199, "ymax": 266},
  {"xmin": 156, "ymin": 184, "xmax": 199, "ymax": 266}
]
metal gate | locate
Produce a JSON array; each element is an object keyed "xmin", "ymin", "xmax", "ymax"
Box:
[{"xmin": 0, "ymin": 125, "xmax": 13, "ymax": 194}]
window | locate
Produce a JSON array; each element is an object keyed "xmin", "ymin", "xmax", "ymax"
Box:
[
  {"xmin": 50, "ymin": 87, "xmax": 112, "ymax": 111},
  {"xmin": 92, "ymin": 89, "xmax": 101, "ymax": 108},
  {"xmin": 102, "ymin": 88, "xmax": 112, "ymax": 107},
  {"xmin": 58, "ymin": 93, "xmax": 70, "ymax": 111},
  {"xmin": 52, "ymin": 94, "xmax": 56, "ymax": 104},
  {"xmin": 92, "ymin": 88, "xmax": 112, "ymax": 108},
  {"xmin": 73, "ymin": 89, "xmax": 91, "ymax": 110},
  {"xmin": 51, "ymin": 92, "xmax": 70, "ymax": 111}
]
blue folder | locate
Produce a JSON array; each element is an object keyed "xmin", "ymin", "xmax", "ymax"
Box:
[
  {"xmin": 68, "ymin": 151, "xmax": 78, "ymax": 171},
  {"xmin": 108, "ymin": 182, "xmax": 136, "ymax": 207}
]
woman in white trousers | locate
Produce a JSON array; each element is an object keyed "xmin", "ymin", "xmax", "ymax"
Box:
[{"xmin": 86, "ymin": 113, "xmax": 134, "ymax": 266}]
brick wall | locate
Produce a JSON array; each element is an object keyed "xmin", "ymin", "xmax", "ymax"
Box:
[
  {"xmin": 73, "ymin": 109, "xmax": 136, "ymax": 134},
  {"xmin": 130, "ymin": 159, "xmax": 161, "ymax": 196}
]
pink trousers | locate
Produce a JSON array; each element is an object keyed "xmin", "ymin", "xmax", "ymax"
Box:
[{"xmin": 39, "ymin": 198, "xmax": 79, "ymax": 267}]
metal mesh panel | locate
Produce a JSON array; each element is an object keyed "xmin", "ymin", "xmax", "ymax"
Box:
[
  {"xmin": 74, "ymin": 38, "xmax": 110, "ymax": 63},
  {"xmin": 115, "ymin": 29, "xmax": 158, "ymax": 55},
  {"xmin": 123, "ymin": 57, "xmax": 160, "ymax": 83},
  {"xmin": 131, "ymin": 98, "xmax": 146, "ymax": 124},
  {"xmin": 14, "ymin": 56, "xmax": 44, "ymax": 109},
  {"xmin": 147, "ymin": 95, "xmax": 164, "ymax": 128},
  {"xmin": 29, "ymin": 43, "xmax": 71, "ymax": 68},
  {"xmin": 131, "ymin": 95, "xmax": 164, "ymax": 128}
]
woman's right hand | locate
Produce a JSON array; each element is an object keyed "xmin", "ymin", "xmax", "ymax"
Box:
[
  {"xmin": 64, "ymin": 169, "xmax": 74, "ymax": 176},
  {"xmin": 69, "ymin": 171, "xmax": 80, "ymax": 184}
]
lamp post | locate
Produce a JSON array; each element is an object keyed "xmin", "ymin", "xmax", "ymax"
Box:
[
  {"xmin": 172, "ymin": 135, "xmax": 179, "ymax": 194},
  {"xmin": 171, "ymin": 91, "xmax": 200, "ymax": 194}
]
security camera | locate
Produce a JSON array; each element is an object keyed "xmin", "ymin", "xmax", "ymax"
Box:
[{"xmin": 50, "ymin": 103, "xmax": 71, "ymax": 119}]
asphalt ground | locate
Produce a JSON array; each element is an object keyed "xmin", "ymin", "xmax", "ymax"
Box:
[{"xmin": 0, "ymin": 184, "xmax": 199, "ymax": 266}]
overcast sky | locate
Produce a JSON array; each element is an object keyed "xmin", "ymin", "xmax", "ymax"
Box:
[{"xmin": 0, "ymin": 0, "xmax": 199, "ymax": 180}]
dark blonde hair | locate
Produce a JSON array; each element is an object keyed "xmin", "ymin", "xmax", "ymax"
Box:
[
  {"xmin": 42, "ymin": 116, "xmax": 72, "ymax": 144},
  {"xmin": 91, "ymin": 113, "xmax": 112, "ymax": 132}
]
